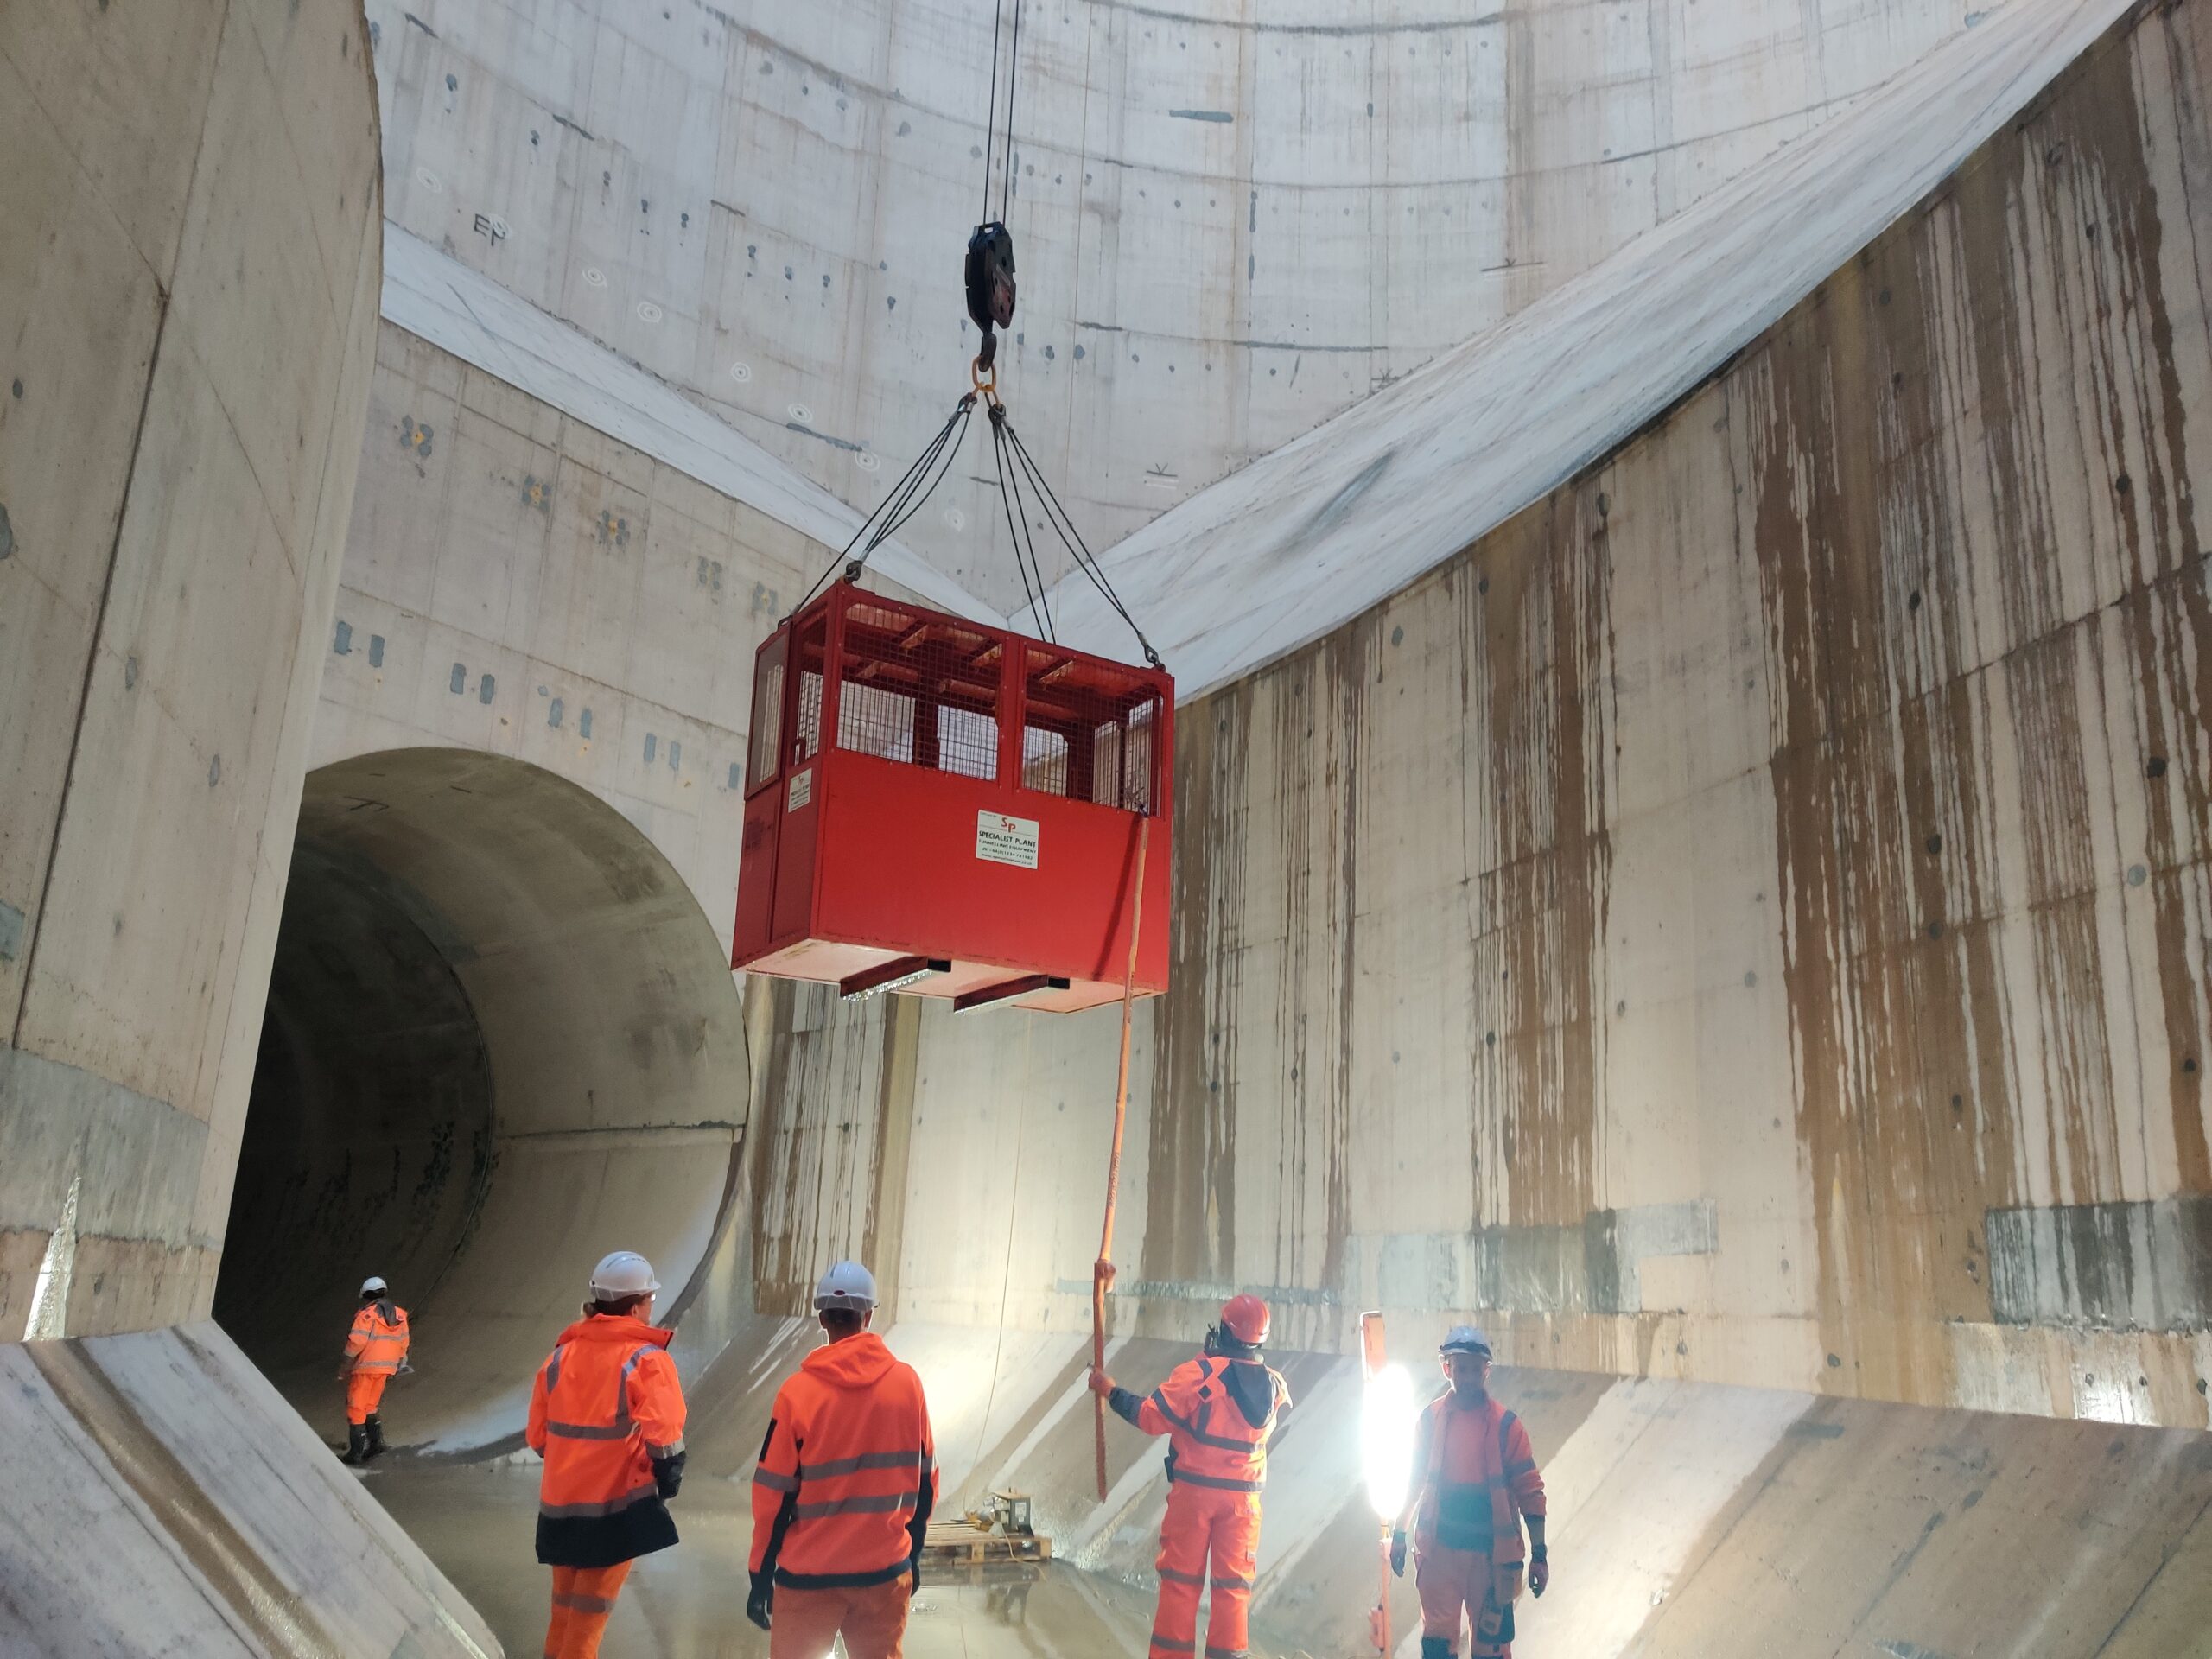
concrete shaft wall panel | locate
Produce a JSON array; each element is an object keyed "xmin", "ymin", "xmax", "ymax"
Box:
[
  {"xmin": 0, "ymin": 0, "xmax": 385, "ymax": 1339},
  {"xmin": 359, "ymin": 0, "xmax": 2009, "ymax": 616},
  {"xmin": 216, "ymin": 747, "xmax": 751, "ymax": 1451},
  {"xmin": 318, "ymin": 323, "xmax": 843, "ymax": 963},
  {"xmin": 875, "ymin": 0, "xmax": 2212, "ymax": 1425}
]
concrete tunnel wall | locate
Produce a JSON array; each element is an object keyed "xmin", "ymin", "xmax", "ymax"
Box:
[
  {"xmin": 213, "ymin": 747, "xmax": 751, "ymax": 1451},
  {"xmin": 0, "ymin": 0, "xmax": 385, "ymax": 1340},
  {"xmin": 735, "ymin": 0, "xmax": 2212, "ymax": 1430}
]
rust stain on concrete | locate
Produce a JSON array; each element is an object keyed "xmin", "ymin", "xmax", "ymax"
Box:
[
  {"xmin": 1748, "ymin": 10, "xmax": 2212, "ymax": 1398},
  {"xmin": 1141, "ymin": 686, "xmax": 1252, "ymax": 1300}
]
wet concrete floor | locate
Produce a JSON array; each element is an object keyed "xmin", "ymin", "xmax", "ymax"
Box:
[{"xmin": 370, "ymin": 1463, "xmax": 1198, "ymax": 1659}]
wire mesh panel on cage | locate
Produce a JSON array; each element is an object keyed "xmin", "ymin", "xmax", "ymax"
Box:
[{"xmin": 733, "ymin": 582, "xmax": 1173, "ymax": 1014}]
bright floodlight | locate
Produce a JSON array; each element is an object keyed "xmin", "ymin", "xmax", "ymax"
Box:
[{"xmin": 1361, "ymin": 1362, "xmax": 1417, "ymax": 1520}]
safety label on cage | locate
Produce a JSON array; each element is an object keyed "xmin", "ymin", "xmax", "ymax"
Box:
[
  {"xmin": 976, "ymin": 810, "xmax": 1039, "ymax": 869},
  {"xmin": 787, "ymin": 768, "xmax": 813, "ymax": 812}
]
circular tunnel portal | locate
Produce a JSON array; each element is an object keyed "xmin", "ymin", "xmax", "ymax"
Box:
[{"xmin": 214, "ymin": 748, "xmax": 749, "ymax": 1451}]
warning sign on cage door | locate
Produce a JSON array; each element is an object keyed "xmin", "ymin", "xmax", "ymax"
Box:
[
  {"xmin": 787, "ymin": 768, "xmax": 812, "ymax": 812},
  {"xmin": 976, "ymin": 810, "xmax": 1039, "ymax": 869}
]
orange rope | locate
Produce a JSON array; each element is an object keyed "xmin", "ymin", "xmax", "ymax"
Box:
[{"xmin": 1095, "ymin": 815, "xmax": 1150, "ymax": 1502}]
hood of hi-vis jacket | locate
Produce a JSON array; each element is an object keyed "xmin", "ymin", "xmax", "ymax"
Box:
[
  {"xmin": 527, "ymin": 1313, "xmax": 686, "ymax": 1516},
  {"xmin": 749, "ymin": 1332, "xmax": 939, "ymax": 1586},
  {"xmin": 801, "ymin": 1329, "xmax": 900, "ymax": 1388}
]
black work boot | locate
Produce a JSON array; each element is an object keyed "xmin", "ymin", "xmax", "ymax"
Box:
[
  {"xmin": 364, "ymin": 1414, "xmax": 386, "ymax": 1459},
  {"xmin": 341, "ymin": 1423, "xmax": 369, "ymax": 1465},
  {"xmin": 1421, "ymin": 1640, "xmax": 1454, "ymax": 1659}
]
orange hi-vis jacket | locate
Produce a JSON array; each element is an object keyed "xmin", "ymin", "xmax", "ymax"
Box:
[
  {"xmin": 344, "ymin": 1301, "xmax": 410, "ymax": 1375},
  {"xmin": 750, "ymin": 1332, "xmax": 938, "ymax": 1590},
  {"xmin": 527, "ymin": 1313, "xmax": 688, "ymax": 1569},
  {"xmin": 1136, "ymin": 1354, "xmax": 1291, "ymax": 1491},
  {"xmin": 1410, "ymin": 1393, "xmax": 1546, "ymax": 1562}
]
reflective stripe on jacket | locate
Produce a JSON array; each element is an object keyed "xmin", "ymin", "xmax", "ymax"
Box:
[
  {"xmin": 344, "ymin": 1302, "xmax": 410, "ymax": 1376},
  {"xmin": 1410, "ymin": 1394, "xmax": 1545, "ymax": 1562},
  {"xmin": 526, "ymin": 1313, "xmax": 687, "ymax": 1569},
  {"xmin": 1135, "ymin": 1354, "xmax": 1291, "ymax": 1493},
  {"xmin": 750, "ymin": 1332, "xmax": 938, "ymax": 1589}
]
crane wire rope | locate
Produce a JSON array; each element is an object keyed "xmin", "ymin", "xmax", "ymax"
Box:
[
  {"xmin": 788, "ymin": 393, "xmax": 976, "ymax": 619},
  {"xmin": 989, "ymin": 404, "xmax": 1055, "ymax": 642},
  {"xmin": 980, "ymin": 0, "xmax": 1004, "ymax": 226}
]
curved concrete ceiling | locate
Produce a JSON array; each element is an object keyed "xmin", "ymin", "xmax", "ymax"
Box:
[
  {"xmin": 1048, "ymin": 0, "xmax": 2133, "ymax": 696},
  {"xmin": 365, "ymin": 0, "xmax": 2014, "ymax": 620}
]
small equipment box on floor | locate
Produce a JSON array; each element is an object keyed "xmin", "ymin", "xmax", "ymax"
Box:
[
  {"xmin": 732, "ymin": 580, "xmax": 1171, "ymax": 1014},
  {"xmin": 921, "ymin": 1492, "xmax": 1050, "ymax": 1565}
]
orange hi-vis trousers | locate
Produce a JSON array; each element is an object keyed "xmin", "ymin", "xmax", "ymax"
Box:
[
  {"xmin": 345, "ymin": 1372, "xmax": 390, "ymax": 1427},
  {"xmin": 543, "ymin": 1561, "xmax": 631, "ymax": 1659},
  {"xmin": 1150, "ymin": 1482, "xmax": 1261, "ymax": 1659},
  {"xmin": 1416, "ymin": 1542, "xmax": 1524, "ymax": 1659},
  {"xmin": 768, "ymin": 1573, "xmax": 912, "ymax": 1659}
]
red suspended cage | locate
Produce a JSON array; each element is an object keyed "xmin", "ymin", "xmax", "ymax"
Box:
[{"xmin": 732, "ymin": 580, "xmax": 1171, "ymax": 1013}]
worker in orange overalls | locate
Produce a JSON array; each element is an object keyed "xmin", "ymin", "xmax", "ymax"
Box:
[
  {"xmin": 1389, "ymin": 1326, "xmax": 1550, "ymax": 1659},
  {"xmin": 338, "ymin": 1275, "xmax": 410, "ymax": 1465},
  {"xmin": 1090, "ymin": 1293, "xmax": 1292, "ymax": 1659},
  {"xmin": 747, "ymin": 1261, "xmax": 938, "ymax": 1659},
  {"xmin": 525, "ymin": 1250, "xmax": 688, "ymax": 1659}
]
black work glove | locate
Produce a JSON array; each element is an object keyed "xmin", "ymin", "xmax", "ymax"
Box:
[
  {"xmin": 908, "ymin": 1554, "xmax": 923, "ymax": 1598},
  {"xmin": 746, "ymin": 1573, "xmax": 772, "ymax": 1630},
  {"xmin": 652, "ymin": 1451, "xmax": 685, "ymax": 1500},
  {"xmin": 1389, "ymin": 1530, "xmax": 1408, "ymax": 1578}
]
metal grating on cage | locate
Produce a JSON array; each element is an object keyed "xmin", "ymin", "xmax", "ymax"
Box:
[
  {"xmin": 1020, "ymin": 646, "xmax": 1162, "ymax": 815},
  {"xmin": 836, "ymin": 595, "xmax": 1003, "ymax": 779},
  {"xmin": 791, "ymin": 616, "xmax": 829, "ymax": 767},
  {"xmin": 747, "ymin": 632, "xmax": 788, "ymax": 790}
]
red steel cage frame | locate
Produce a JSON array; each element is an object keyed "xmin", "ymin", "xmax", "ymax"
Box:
[{"xmin": 733, "ymin": 580, "xmax": 1173, "ymax": 1014}]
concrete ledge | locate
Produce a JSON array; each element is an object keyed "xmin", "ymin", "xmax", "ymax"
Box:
[{"xmin": 0, "ymin": 1321, "xmax": 500, "ymax": 1656}]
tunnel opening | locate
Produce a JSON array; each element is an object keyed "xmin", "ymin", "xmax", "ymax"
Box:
[
  {"xmin": 214, "ymin": 748, "xmax": 750, "ymax": 1452},
  {"xmin": 213, "ymin": 842, "xmax": 496, "ymax": 1381}
]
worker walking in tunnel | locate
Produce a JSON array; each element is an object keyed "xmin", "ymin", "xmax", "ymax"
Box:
[
  {"xmin": 1389, "ymin": 1327, "xmax": 1549, "ymax": 1659},
  {"xmin": 748, "ymin": 1260, "xmax": 938, "ymax": 1659},
  {"xmin": 1090, "ymin": 1293, "xmax": 1292, "ymax": 1659},
  {"xmin": 338, "ymin": 1275, "xmax": 409, "ymax": 1465},
  {"xmin": 526, "ymin": 1250, "xmax": 688, "ymax": 1659}
]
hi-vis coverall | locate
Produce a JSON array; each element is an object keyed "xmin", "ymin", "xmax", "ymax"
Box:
[
  {"xmin": 1109, "ymin": 1354, "xmax": 1291, "ymax": 1659},
  {"xmin": 342, "ymin": 1300, "xmax": 410, "ymax": 1425},
  {"xmin": 751, "ymin": 1332, "xmax": 938, "ymax": 1659},
  {"xmin": 1408, "ymin": 1395, "xmax": 1545, "ymax": 1659},
  {"xmin": 526, "ymin": 1313, "xmax": 688, "ymax": 1659}
]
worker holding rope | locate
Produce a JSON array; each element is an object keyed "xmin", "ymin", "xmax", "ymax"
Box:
[{"xmin": 1091, "ymin": 1295, "xmax": 1291, "ymax": 1659}]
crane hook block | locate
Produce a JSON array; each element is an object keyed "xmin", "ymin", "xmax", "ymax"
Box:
[{"xmin": 966, "ymin": 221, "xmax": 1017, "ymax": 341}]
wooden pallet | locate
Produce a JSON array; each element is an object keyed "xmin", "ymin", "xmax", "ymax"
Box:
[{"xmin": 919, "ymin": 1522, "xmax": 1052, "ymax": 1565}]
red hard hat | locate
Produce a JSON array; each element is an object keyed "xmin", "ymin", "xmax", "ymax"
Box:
[{"xmin": 1219, "ymin": 1293, "xmax": 1270, "ymax": 1345}]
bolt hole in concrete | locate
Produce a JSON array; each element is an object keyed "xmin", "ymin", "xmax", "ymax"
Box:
[{"xmin": 213, "ymin": 750, "xmax": 747, "ymax": 1453}]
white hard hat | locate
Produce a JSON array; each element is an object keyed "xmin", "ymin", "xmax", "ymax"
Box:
[
  {"xmin": 360, "ymin": 1276, "xmax": 387, "ymax": 1296},
  {"xmin": 1440, "ymin": 1325, "xmax": 1492, "ymax": 1357},
  {"xmin": 589, "ymin": 1250, "xmax": 660, "ymax": 1299},
  {"xmin": 813, "ymin": 1260, "xmax": 878, "ymax": 1313}
]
